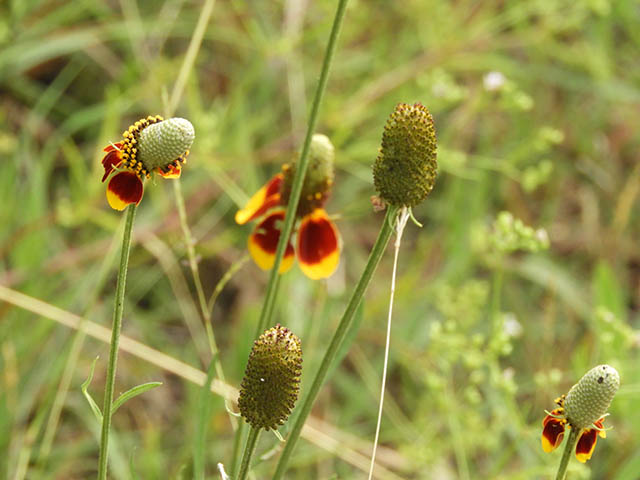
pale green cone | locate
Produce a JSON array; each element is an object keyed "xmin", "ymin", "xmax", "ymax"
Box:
[
  {"xmin": 281, "ymin": 133, "xmax": 335, "ymax": 216},
  {"xmin": 564, "ymin": 364, "xmax": 620, "ymax": 429},
  {"xmin": 137, "ymin": 117, "xmax": 195, "ymax": 171}
]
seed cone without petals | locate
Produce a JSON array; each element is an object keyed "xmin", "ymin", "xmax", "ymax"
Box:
[{"xmin": 238, "ymin": 325, "xmax": 302, "ymax": 430}]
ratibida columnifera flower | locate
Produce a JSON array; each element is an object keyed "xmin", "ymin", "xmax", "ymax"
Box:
[
  {"xmin": 543, "ymin": 365, "xmax": 620, "ymax": 477},
  {"xmin": 101, "ymin": 116, "xmax": 195, "ymax": 210},
  {"xmin": 373, "ymin": 102, "xmax": 437, "ymax": 208},
  {"xmin": 238, "ymin": 324, "xmax": 302, "ymax": 431}
]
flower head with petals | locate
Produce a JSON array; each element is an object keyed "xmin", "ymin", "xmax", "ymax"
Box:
[
  {"xmin": 541, "ymin": 365, "xmax": 619, "ymax": 463},
  {"xmin": 101, "ymin": 116, "xmax": 194, "ymax": 210},
  {"xmin": 235, "ymin": 134, "xmax": 340, "ymax": 280}
]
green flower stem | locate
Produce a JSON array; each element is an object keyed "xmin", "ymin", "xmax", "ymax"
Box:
[
  {"xmin": 97, "ymin": 203, "xmax": 137, "ymax": 480},
  {"xmin": 555, "ymin": 427, "xmax": 579, "ymax": 480},
  {"xmin": 230, "ymin": 420, "xmax": 246, "ymax": 477},
  {"xmin": 237, "ymin": 426, "xmax": 261, "ymax": 480},
  {"xmin": 273, "ymin": 205, "xmax": 400, "ymax": 479},
  {"xmin": 254, "ymin": 0, "xmax": 349, "ymax": 337}
]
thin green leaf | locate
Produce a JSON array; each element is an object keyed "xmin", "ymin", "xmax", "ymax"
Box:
[
  {"xmin": 112, "ymin": 382, "xmax": 163, "ymax": 414},
  {"xmin": 81, "ymin": 356, "xmax": 103, "ymax": 423}
]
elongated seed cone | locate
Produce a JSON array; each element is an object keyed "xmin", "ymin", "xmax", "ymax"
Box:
[
  {"xmin": 137, "ymin": 118, "xmax": 195, "ymax": 171},
  {"xmin": 564, "ymin": 365, "xmax": 620, "ymax": 429},
  {"xmin": 373, "ymin": 103, "xmax": 437, "ymax": 207},
  {"xmin": 281, "ymin": 134, "xmax": 335, "ymax": 217},
  {"xmin": 238, "ymin": 325, "xmax": 302, "ymax": 430}
]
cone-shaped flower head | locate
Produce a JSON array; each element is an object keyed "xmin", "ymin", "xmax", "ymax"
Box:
[
  {"xmin": 280, "ymin": 133, "xmax": 335, "ymax": 217},
  {"xmin": 373, "ymin": 103, "xmax": 437, "ymax": 207},
  {"xmin": 100, "ymin": 116, "xmax": 195, "ymax": 210},
  {"xmin": 234, "ymin": 134, "xmax": 341, "ymax": 279},
  {"xmin": 541, "ymin": 364, "xmax": 620, "ymax": 463},
  {"xmin": 564, "ymin": 364, "xmax": 620, "ymax": 429},
  {"xmin": 238, "ymin": 324, "xmax": 302, "ymax": 430}
]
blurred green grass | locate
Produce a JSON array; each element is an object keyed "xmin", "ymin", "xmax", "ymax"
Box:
[{"xmin": 1, "ymin": 0, "xmax": 639, "ymax": 478}]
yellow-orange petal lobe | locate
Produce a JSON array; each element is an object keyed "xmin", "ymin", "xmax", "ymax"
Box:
[
  {"xmin": 248, "ymin": 210, "xmax": 294, "ymax": 273},
  {"xmin": 107, "ymin": 171, "xmax": 144, "ymax": 211},
  {"xmin": 101, "ymin": 144, "xmax": 124, "ymax": 182},
  {"xmin": 541, "ymin": 411, "xmax": 566, "ymax": 453},
  {"xmin": 297, "ymin": 209, "xmax": 340, "ymax": 280},
  {"xmin": 157, "ymin": 163, "xmax": 182, "ymax": 178},
  {"xmin": 235, "ymin": 174, "xmax": 283, "ymax": 225},
  {"xmin": 575, "ymin": 427, "xmax": 599, "ymax": 463}
]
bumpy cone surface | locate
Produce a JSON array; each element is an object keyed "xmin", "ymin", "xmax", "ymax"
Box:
[
  {"xmin": 238, "ymin": 324, "xmax": 302, "ymax": 430},
  {"xmin": 564, "ymin": 364, "xmax": 620, "ymax": 429},
  {"xmin": 281, "ymin": 133, "xmax": 335, "ymax": 217},
  {"xmin": 137, "ymin": 117, "xmax": 195, "ymax": 171},
  {"xmin": 373, "ymin": 103, "xmax": 437, "ymax": 207}
]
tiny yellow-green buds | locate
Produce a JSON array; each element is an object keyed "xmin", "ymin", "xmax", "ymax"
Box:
[
  {"xmin": 238, "ymin": 324, "xmax": 302, "ymax": 430},
  {"xmin": 281, "ymin": 133, "xmax": 335, "ymax": 217},
  {"xmin": 137, "ymin": 117, "xmax": 195, "ymax": 171},
  {"xmin": 564, "ymin": 365, "xmax": 620, "ymax": 429},
  {"xmin": 373, "ymin": 103, "xmax": 437, "ymax": 207}
]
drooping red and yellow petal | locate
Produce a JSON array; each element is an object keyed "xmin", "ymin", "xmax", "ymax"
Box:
[
  {"xmin": 248, "ymin": 210, "xmax": 294, "ymax": 273},
  {"xmin": 296, "ymin": 209, "xmax": 340, "ymax": 280},
  {"xmin": 541, "ymin": 411, "xmax": 567, "ymax": 453},
  {"xmin": 157, "ymin": 163, "xmax": 182, "ymax": 179},
  {"xmin": 594, "ymin": 418, "xmax": 606, "ymax": 439},
  {"xmin": 235, "ymin": 173, "xmax": 283, "ymax": 225},
  {"xmin": 106, "ymin": 171, "xmax": 144, "ymax": 211},
  {"xmin": 101, "ymin": 143, "xmax": 124, "ymax": 182},
  {"xmin": 575, "ymin": 427, "xmax": 599, "ymax": 463}
]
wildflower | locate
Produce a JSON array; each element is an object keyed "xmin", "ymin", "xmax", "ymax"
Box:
[
  {"xmin": 542, "ymin": 365, "xmax": 620, "ymax": 463},
  {"xmin": 101, "ymin": 116, "xmax": 195, "ymax": 210},
  {"xmin": 238, "ymin": 324, "xmax": 302, "ymax": 430},
  {"xmin": 235, "ymin": 134, "xmax": 340, "ymax": 279},
  {"xmin": 373, "ymin": 102, "xmax": 437, "ymax": 208}
]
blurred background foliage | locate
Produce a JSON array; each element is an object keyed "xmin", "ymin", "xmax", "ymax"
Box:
[{"xmin": 1, "ymin": 0, "xmax": 639, "ymax": 478}]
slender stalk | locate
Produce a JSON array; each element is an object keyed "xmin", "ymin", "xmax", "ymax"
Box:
[
  {"xmin": 555, "ymin": 427, "xmax": 579, "ymax": 480},
  {"xmin": 273, "ymin": 206, "xmax": 399, "ymax": 480},
  {"xmin": 367, "ymin": 207, "xmax": 409, "ymax": 479},
  {"xmin": 97, "ymin": 204, "xmax": 137, "ymax": 480},
  {"xmin": 237, "ymin": 426, "xmax": 261, "ymax": 480},
  {"xmin": 194, "ymin": 358, "xmax": 218, "ymax": 479},
  {"xmin": 230, "ymin": 420, "xmax": 246, "ymax": 477},
  {"xmin": 255, "ymin": 0, "xmax": 350, "ymax": 337}
]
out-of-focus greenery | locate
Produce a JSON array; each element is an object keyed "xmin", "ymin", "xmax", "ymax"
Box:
[{"xmin": 1, "ymin": 0, "xmax": 639, "ymax": 478}]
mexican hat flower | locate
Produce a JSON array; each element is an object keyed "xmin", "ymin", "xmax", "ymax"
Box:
[
  {"xmin": 542, "ymin": 365, "xmax": 620, "ymax": 463},
  {"xmin": 238, "ymin": 324, "xmax": 302, "ymax": 430},
  {"xmin": 101, "ymin": 115, "xmax": 195, "ymax": 210},
  {"xmin": 373, "ymin": 102, "xmax": 437, "ymax": 208},
  {"xmin": 235, "ymin": 134, "xmax": 340, "ymax": 280}
]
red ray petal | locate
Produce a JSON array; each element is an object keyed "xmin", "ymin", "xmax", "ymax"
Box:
[
  {"xmin": 248, "ymin": 210, "xmax": 294, "ymax": 273},
  {"xmin": 576, "ymin": 428, "xmax": 599, "ymax": 463},
  {"xmin": 541, "ymin": 411, "xmax": 566, "ymax": 453},
  {"xmin": 104, "ymin": 142, "xmax": 123, "ymax": 153},
  {"xmin": 101, "ymin": 148, "xmax": 123, "ymax": 182},
  {"xmin": 297, "ymin": 209, "xmax": 340, "ymax": 280},
  {"xmin": 235, "ymin": 173, "xmax": 283, "ymax": 225},
  {"xmin": 157, "ymin": 163, "xmax": 182, "ymax": 178},
  {"xmin": 106, "ymin": 171, "xmax": 143, "ymax": 210}
]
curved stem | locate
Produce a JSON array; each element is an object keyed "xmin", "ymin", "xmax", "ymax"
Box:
[
  {"xmin": 272, "ymin": 206, "xmax": 399, "ymax": 480},
  {"xmin": 555, "ymin": 427, "xmax": 579, "ymax": 480},
  {"xmin": 237, "ymin": 426, "xmax": 261, "ymax": 480},
  {"xmin": 255, "ymin": 0, "xmax": 350, "ymax": 337},
  {"xmin": 97, "ymin": 204, "xmax": 137, "ymax": 480},
  {"xmin": 367, "ymin": 207, "xmax": 409, "ymax": 479}
]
